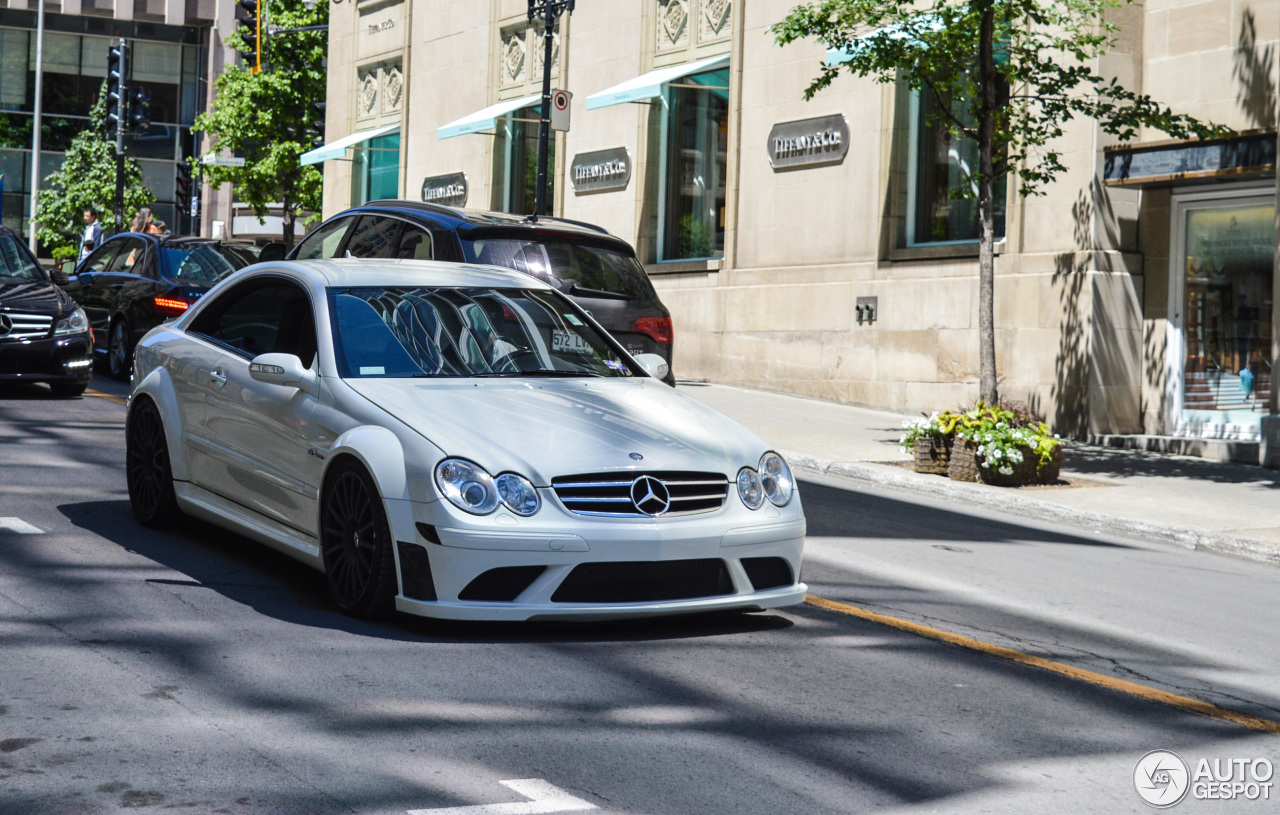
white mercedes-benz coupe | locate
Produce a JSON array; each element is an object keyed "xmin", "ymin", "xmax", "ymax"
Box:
[{"xmin": 126, "ymin": 259, "xmax": 806, "ymax": 620}]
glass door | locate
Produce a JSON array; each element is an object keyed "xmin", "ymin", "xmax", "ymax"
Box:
[{"xmin": 1171, "ymin": 190, "xmax": 1274, "ymax": 435}]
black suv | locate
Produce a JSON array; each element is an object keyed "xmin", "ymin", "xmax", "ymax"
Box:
[
  {"xmin": 289, "ymin": 202, "xmax": 675, "ymax": 383},
  {"xmin": 63, "ymin": 234, "xmax": 256, "ymax": 379},
  {"xmin": 0, "ymin": 226, "xmax": 93, "ymax": 396}
]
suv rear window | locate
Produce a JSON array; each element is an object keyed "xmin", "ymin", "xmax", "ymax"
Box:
[{"xmin": 460, "ymin": 238, "xmax": 656, "ymax": 301}]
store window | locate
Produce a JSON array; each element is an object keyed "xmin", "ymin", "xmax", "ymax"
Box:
[
  {"xmin": 660, "ymin": 67, "xmax": 728, "ymax": 261},
  {"xmin": 906, "ymin": 89, "xmax": 1007, "ymax": 246},
  {"xmin": 353, "ymin": 133, "xmax": 401, "ymax": 204},
  {"xmin": 491, "ymin": 106, "xmax": 553, "ymax": 215},
  {"xmin": 1176, "ymin": 196, "xmax": 1274, "ymax": 430}
]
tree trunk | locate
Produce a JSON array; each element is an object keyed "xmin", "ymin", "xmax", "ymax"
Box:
[
  {"xmin": 976, "ymin": 3, "xmax": 998, "ymax": 406},
  {"xmin": 281, "ymin": 193, "xmax": 295, "ymax": 249}
]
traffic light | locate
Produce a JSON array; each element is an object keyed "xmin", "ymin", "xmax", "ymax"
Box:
[
  {"xmin": 175, "ymin": 162, "xmax": 192, "ymax": 216},
  {"xmin": 239, "ymin": 0, "xmax": 262, "ymax": 73},
  {"xmin": 305, "ymin": 101, "xmax": 326, "ymax": 148},
  {"xmin": 105, "ymin": 41, "xmax": 128, "ymax": 133},
  {"xmin": 129, "ymin": 87, "xmax": 151, "ymax": 135}
]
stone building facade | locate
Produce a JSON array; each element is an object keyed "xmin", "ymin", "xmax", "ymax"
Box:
[{"xmin": 313, "ymin": 0, "xmax": 1280, "ymax": 459}]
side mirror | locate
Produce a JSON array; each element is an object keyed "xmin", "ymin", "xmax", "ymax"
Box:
[
  {"xmin": 633, "ymin": 353, "xmax": 670, "ymax": 382},
  {"xmin": 249, "ymin": 353, "xmax": 317, "ymax": 394},
  {"xmin": 258, "ymin": 242, "xmax": 287, "ymax": 262},
  {"xmin": 49, "ymin": 267, "xmax": 70, "ymax": 287}
]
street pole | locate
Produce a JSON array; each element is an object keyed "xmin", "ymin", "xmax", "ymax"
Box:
[
  {"xmin": 27, "ymin": 0, "xmax": 45, "ymax": 254},
  {"xmin": 114, "ymin": 38, "xmax": 128, "ymax": 234},
  {"xmin": 527, "ymin": 0, "xmax": 574, "ymax": 219}
]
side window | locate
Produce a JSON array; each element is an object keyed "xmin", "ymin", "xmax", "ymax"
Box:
[
  {"xmin": 395, "ymin": 224, "xmax": 433, "ymax": 260},
  {"xmin": 343, "ymin": 215, "xmax": 400, "ymax": 259},
  {"xmin": 191, "ymin": 280, "xmax": 317, "ymax": 366},
  {"xmin": 81, "ymin": 240, "xmax": 122, "ymax": 274},
  {"xmin": 294, "ymin": 217, "xmax": 352, "ymax": 260},
  {"xmin": 106, "ymin": 238, "xmax": 148, "ymax": 273}
]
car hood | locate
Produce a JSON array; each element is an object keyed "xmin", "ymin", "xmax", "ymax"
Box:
[
  {"xmin": 0, "ymin": 277, "xmax": 72, "ymax": 316},
  {"xmin": 343, "ymin": 377, "xmax": 770, "ymax": 485}
]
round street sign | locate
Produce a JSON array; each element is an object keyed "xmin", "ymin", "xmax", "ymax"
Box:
[
  {"xmin": 550, "ymin": 90, "xmax": 572, "ymax": 132},
  {"xmin": 552, "ymin": 90, "xmax": 569, "ymax": 111}
]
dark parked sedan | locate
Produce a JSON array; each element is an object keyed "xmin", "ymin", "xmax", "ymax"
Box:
[
  {"xmin": 289, "ymin": 202, "xmax": 676, "ymax": 384},
  {"xmin": 63, "ymin": 234, "xmax": 254, "ymax": 379},
  {"xmin": 0, "ymin": 226, "xmax": 93, "ymax": 396}
]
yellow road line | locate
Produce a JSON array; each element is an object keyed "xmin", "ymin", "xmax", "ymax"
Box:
[
  {"xmin": 86, "ymin": 388, "xmax": 127, "ymax": 405},
  {"xmin": 805, "ymin": 594, "xmax": 1280, "ymax": 736}
]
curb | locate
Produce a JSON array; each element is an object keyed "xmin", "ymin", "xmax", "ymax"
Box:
[{"xmin": 782, "ymin": 450, "xmax": 1280, "ymax": 569}]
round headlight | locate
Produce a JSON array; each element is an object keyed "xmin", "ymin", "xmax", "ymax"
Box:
[
  {"xmin": 737, "ymin": 467, "xmax": 765, "ymax": 510},
  {"xmin": 435, "ymin": 458, "xmax": 500, "ymax": 515},
  {"xmin": 54, "ymin": 307, "xmax": 89, "ymax": 336},
  {"xmin": 759, "ymin": 452, "xmax": 794, "ymax": 506},
  {"xmin": 495, "ymin": 472, "xmax": 540, "ymax": 516}
]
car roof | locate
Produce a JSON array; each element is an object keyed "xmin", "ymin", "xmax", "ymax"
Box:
[
  {"xmin": 350, "ymin": 200, "xmax": 626, "ymax": 243},
  {"xmin": 268, "ymin": 258, "xmax": 555, "ymax": 291}
]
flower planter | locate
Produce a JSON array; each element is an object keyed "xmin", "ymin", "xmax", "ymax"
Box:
[
  {"xmin": 1035, "ymin": 446, "xmax": 1064, "ymax": 484},
  {"xmin": 977, "ymin": 445, "xmax": 1040, "ymax": 486},
  {"xmin": 947, "ymin": 439, "xmax": 981, "ymax": 482},
  {"xmin": 912, "ymin": 436, "xmax": 951, "ymax": 475}
]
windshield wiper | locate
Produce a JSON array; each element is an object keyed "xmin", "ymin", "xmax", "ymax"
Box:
[
  {"xmin": 470, "ymin": 370, "xmax": 605, "ymax": 378},
  {"xmin": 568, "ymin": 283, "xmax": 630, "ymax": 301}
]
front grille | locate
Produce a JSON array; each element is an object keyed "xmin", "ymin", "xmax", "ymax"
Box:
[
  {"xmin": 551, "ymin": 470, "xmax": 729, "ymax": 517},
  {"xmin": 458, "ymin": 566, "xmax": 546, "ymax": 602},
  {"xmin": 0, "ymin": 312, "xmax": 52, "ymax": 341},
  {"xmin": 551, "ymin": 559, "xmax": 734, "ymax": 603},
  {"xmin": 742, "ymin": 557, "xmax": 794, "ymax": 591}
]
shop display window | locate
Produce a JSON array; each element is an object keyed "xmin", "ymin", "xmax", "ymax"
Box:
[{"xmin": 660, "ymin": 67, "xmax": 728, "ymax": 261}]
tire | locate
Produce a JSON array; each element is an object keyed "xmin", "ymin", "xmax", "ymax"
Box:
[
  {"xmin": 320, "ymin": 460, "xmax": 397, "ymax": 618},
  {"xmin": 107, "ymin": 319, "xmax": 132, "ymax": 381},
  {"xmin": 50, "ymin": 381, "xmax": 88, "ymax": 398},
  {"xmin": 126, "ymin": 398, "xmax": 183, "ymax": 528}
]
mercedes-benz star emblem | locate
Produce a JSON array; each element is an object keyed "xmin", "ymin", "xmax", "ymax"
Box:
[
  {"xmin": 0, "ymin": 314, "xmax": 11, "ymax": 336},
  {"xmin": 630, "ymin": 475, "xmax": 671, "ymax": 516}
]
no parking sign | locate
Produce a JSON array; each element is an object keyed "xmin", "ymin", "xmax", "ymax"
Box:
[{"xmin": 550, "ymin": 90, "xmax": 572, "ymax": 132}]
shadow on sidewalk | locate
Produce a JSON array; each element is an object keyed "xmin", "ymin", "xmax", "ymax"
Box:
[{"xmin": 1062, "ymin": 441, "xmax": 1280, "ymax": 488}]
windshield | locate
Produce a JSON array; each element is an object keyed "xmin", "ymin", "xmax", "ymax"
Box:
[
  {"xmin": 159, "ymin": 246, "xmax": 245, "ymax": 283},
  {"xmin": 459, "ymin": 238, "xmax": 656, "ymax": 300},
  {"xmin": 0, "ymin": 235, "xmax": 45, "ymax": 281},
  {"xmin": 330, "ymin": 286, "xmax": 638, "ymax": 379}
]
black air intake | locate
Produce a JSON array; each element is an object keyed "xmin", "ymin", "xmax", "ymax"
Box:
[{"xmin": 551, "ymin": 559, "xmax": 734, "ymax": 603}]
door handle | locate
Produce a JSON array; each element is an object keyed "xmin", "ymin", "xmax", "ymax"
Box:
[{"xmin": 209, "ymin": 369, "xmax": 228, "ymax": 388}]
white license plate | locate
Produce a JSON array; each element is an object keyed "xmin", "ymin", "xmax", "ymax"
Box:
[{"xmin": 552, "ymin": 330, "xmax": 590, "ymax": 354}]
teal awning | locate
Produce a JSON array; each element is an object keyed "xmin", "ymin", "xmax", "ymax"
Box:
[
  {"xmin": 437, "ymin": 94, "xmax": 541, "ymax": 140},
  {"xmin": 301, "ymin": 123, "xmax": 400, "ymax": 166},
  {"xmin": 826, "ymin": 15, "xmax": 942, "ymax": 65},
  {"xmin": 585, "ymin": 54, "xmax": 730, "ymax": 110}
]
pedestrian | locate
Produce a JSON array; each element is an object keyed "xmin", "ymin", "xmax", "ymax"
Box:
[
  {"xmin": 146, "ymin": 220, "xmax": 169, "ymax": 236},
  {"xmin": 79, "ymin": 206, "xmax": 103, "ymax": 262},
  {"xmin": 129, "ymin": 206, "xmax": 153, "ymax": 234}
]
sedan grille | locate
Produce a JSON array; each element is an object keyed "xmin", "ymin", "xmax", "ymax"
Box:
[
  {"xmin": 0, "ymin": 312, "xmax": 53, "ymax": 341},
  {"xmin": 551, "ymin": 559, "xmax": 734, "ymax": 603},
  {"xmin": 551, "ymin": 470, "xmax": 729, "ymax": 517}
]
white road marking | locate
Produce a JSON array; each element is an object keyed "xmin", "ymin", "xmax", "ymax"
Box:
[
  {"xmin": 0, "ymin": 517, "xmax": 44, "ymax": 534},
  {"xmin": 406, "ymin": 778, "xmax": 597, "ymax": 815}
]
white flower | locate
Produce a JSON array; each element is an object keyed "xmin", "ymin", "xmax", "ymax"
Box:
[
  {"xmin": 985, "ymin": 434, "xmax": 993, "ymax": 442},
  {"xmin": 998, "ymin": 465, "xmax": 1013, "ymax": 475},
  {"xmin": 993, "ymin": 448, "xmax": 1003, "ymax": 459}
]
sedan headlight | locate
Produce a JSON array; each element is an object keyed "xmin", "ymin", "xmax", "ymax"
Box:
[
  {"xmin": 495, "ymin": 472, "xmax": 540, "ymax": 516},
  {"xmin": 435, "ymin": 458, "xmax": 540, "ymax": 516},
  {"xmin": 53, "ymin": 308, "xmax": 89, "ymax": 336},
  {"xmin": 737, "ymin": 467, "xmax": 765, "ymax": 510},
  {"xmin": 758, "ymin": 452, "xmax": 794, "ymax": 506}
]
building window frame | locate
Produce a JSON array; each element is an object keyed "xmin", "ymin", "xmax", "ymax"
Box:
[{"xmin": 656, "ymin": 66, "xmax": 729, "ymax": 262}]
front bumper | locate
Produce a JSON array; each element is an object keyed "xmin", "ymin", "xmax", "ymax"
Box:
[
  {"xmin": 389, "ymin": 492, "xmax": 807, "ymax": 621},
  {"xmin": 0, "ymin": 334, "xmax": 94, "ymax": 384}
]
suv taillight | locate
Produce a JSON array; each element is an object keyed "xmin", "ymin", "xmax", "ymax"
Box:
[
  {"xmin": 153, "ymin": 296, "xmax": 191, "ymax": 317},
  {"xmin": 633, "ymin": 316, "xmax": 673, "ymax": 345}
]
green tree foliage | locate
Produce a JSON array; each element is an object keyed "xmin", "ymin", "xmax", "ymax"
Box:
[
  {"xmin": 34, "ymin": 82, "xmax": 154, "ymax": 257},
  {"xmin": 771, "ymin": 0, "xmax": 1227, "ymax": 404},
  {"xmin": 194, "ymin": 0, "xmax": 327, "ymax": 248}
]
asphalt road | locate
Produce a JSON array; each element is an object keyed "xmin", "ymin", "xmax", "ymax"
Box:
[{"xmin": 2, "ymin": 375, "xmax": 1278, "ymax": 814}]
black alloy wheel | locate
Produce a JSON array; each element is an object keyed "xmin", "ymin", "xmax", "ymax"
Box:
[
  {"xmin": 107, "ymin": 319, "xmax": 131, "ymax": 381},
  {"xmin": 321, "ymin": 460, "xmax": 397, "ymax": 618},
  {"xmin": 126, "ymin": 398, "xmax": 183, "ymax": 528}
]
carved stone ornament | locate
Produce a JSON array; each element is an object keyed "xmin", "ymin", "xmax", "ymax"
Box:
[
  {"xmin": 358, "ymin": 71, "xmax": 378, "ymax": 117},
  {"xmin": 532, "ymin": 27, "xmax": 560, "ymax": 77},
  {"xmin": 702, "ymin": 0, "xmax": 730, "ymax": 37},
  {"xmin": 657, "ymin": 0, "xmax": 688, "ymax": 49},
  {"xmin": 384, "ymin": 63, "xmax": 403, "ymax": 112},
  {"xmin": 502, "ymin": 29, "xmax": 526, "ymax": 85}
]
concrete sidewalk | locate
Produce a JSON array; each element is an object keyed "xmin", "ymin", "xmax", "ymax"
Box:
[{"xmin": 679, "ymin": 383, "xmax": 1280, "ymax": 568}]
